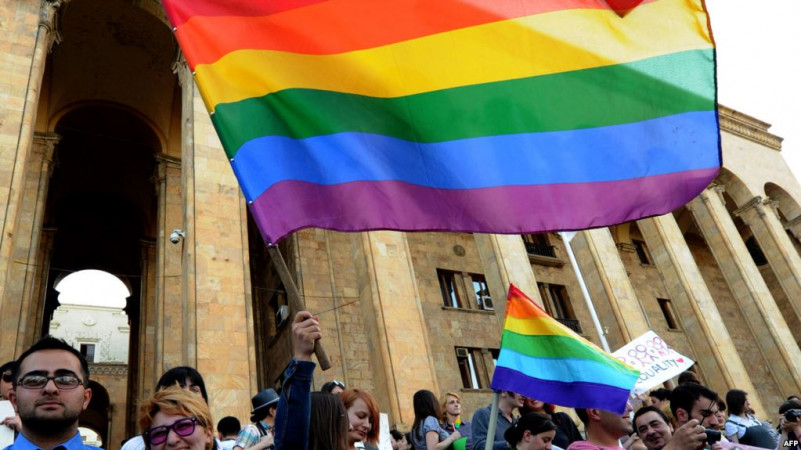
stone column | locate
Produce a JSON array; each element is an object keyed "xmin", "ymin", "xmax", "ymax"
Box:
[
  {"xmin": 474, "ymin": 234, "xmax": 541, "ymax": 324},
  {"xmin": 352, "ymin": 231, "xmax": 438, "ymax": 428},
  {"xmin": 173, "ymin": 54, "xmax": 198, "ymax": 367},
  {"xmin": 687, "ymin": 186, "xmax": 801, "ymax": 395},
  {"xmin": 734, "ymin": 196, "xmax": 801, "ymax": 336},
  {"xmin": 570, "ymin": 228, "xmax": 649, "ymax": 350},
  {"xmin": 637, "ymin": 214, "xmax": 765, "ymax": 417},
  {"xmin": 28, "ymin": 227, "xmax": 55, "ymax": 345},
  {"xmin": 0, "ymin": 0, "xmax": 65, "ymax": 360},
  {"xmin": 137, "ymin": 240, "xmax": 157, "ymax": 398},
  {"xmin": 153, "ymin": 154, "xmax": 185, "ymax": 372},
  {"xmin": 0, "ymin": 132, "xmax": 59, "ymax": 359}
]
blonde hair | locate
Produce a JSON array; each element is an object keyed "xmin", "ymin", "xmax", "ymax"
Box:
[
  {"xmin": 139, "ymin": 386, "xmax": 214, "ymax": 450},
  {"xmin": 440, "ymin": 392, "xmax": 461, "ymax": 423}
]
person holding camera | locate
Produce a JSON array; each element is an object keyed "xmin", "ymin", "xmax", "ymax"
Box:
[
  {"xmin": 778, "ymin": 400, "xmax": 801, "ymax": 450},
  {"xmin": 668, "ymin": 384, "xmax": 724, "ymax": 450}
]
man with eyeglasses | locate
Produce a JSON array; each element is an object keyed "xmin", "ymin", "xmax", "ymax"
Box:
[
  {"xmin": 6, "ymin": 336, "xmax": 96, "ymax": 450},
  {"xmin": 668, "ymin": 383, "xmax": 724, "ymax": 450}
]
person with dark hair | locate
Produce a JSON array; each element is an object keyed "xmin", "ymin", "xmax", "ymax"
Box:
[
  {"xmin": 0, "ymin": 361, "xmax": 15, "ymax": 400},
  {"xmin": 340, "ymin": 389, "xmax": 381, "ymax": 450},
  {"xmin": 308, "ymin": 392, "xmax": 349, "ymax": 450},
  {"xmin": 519, "ymin": 397, "xmax": 581, "ymax": 449},
  {"xmin": 411, "ymin": 390, "xmax": 461, "ymax": 450},
  {"xmin": 778, "ymin": 400, "xmax": 801, "ymax": 450},
  {"xmin": 390, "ymin": 429, "xmax": 411, "ymax": 450},
  {"xmin": 217, "ymin": 416, "xmax": 242, "ymax": 450},
  {"xmin": 5, "ymin": 336, "xmax": 96, "ymax": 450},
  {"xmin": 648, "ymin": 389, "xmax": 671, "ymax": 409},
  {"xmin": 713, "ymin": 399, "xmax": 726, "ymax": 432},
  {"xmin": 633, "ymin": 405, "xmax": 716, "ymax": 450},
  {"xmin": 234, "ymin": 388, "xmax": 279, "ymax": 450},
  {"xmin": 321, "ymin": 380, "xmax": 346, "ymax": 395},
  {"xmin": 155, "ymin": 367, "xmax": 209, "ymax": 402},
  {"xmin": 723, "ymin": 389, "xmax": 775, "ymax": 448},
  {"xmin": 1, "ymin": 359, "xmax": 22, "ymax": 433},
  {"xmin": 139, "ymin": 386, "xmax": 214, "ymax": 450},
  {"xmin": 568, "ymin": 403, "xmax": 639, "ymax": 450},
  {"xmin": 676, "ymin": 371, "xmax": 700, "ymax": 386},
  {"xmin": 634, "ymin": 406, "xmax": 674, "ymax": 450},
  {"xmin": 122, "ymin": 366, "xmax": 213, "ymax": 450},
  {"xmin": 503, "ymin": 413, "xmax": 557, "ymax": 450},
  {"xmin": 668, "ymin": 384, "xmax": 724, "ymax": 450},
  {"xmin": 471, "ymin": 390, "xmax": 523, "ymax": 449}
]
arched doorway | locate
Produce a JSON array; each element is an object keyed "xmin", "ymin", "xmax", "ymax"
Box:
[{"xmin": 80, "ymin": 381, "xmax": 111, "ymax": 448}]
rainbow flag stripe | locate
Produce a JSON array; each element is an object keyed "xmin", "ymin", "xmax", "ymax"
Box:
[
  {"xmin": 491, "ymin": 285, "xmax": 639, "ymax": 413},
  {"xmin": 163, "ymin": 0, "xmax": 719, "ymax": 243}
]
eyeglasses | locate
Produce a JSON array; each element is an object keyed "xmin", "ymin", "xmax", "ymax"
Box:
[
  {"xmin": 333, "ymin": 380, "xmax": 345, "ymax": 389},
  {"xmin": 18, "ymin": 374, "xmax": 83, "ymax": 390},
  {"xmin": 145, "ymin": 417, "xmax": 201, "ymax": 446},
  {"xmin": 1, "ymin": 371, "xmax": 12, "ymax": 383}
]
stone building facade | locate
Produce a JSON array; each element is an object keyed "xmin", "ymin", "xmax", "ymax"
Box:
[{"xmin": 2, "ymin": 1, "xmax": 801, "ymax": 448}]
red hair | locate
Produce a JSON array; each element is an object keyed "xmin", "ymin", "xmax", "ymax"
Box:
[{"xmin": 340, "ymin": 389, "xmax": 380, "ymax": 444}]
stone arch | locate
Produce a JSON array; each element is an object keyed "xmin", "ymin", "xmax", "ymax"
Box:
[
  {"xmin": 715, "ymin": 168, "xmax": 756, "ymax": 208},
  {"xmin": 765, "ymin": 182, "xmax": 801, "ymax": 223},
  {"xmin": 49, "ymin": 101, "xmax": 167, "ymax": 153},
  {"xmin": 81, "ymin": 381, "xmax": 111, "ymax": 448}
]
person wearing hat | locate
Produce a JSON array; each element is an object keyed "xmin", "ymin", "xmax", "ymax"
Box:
[{"xmin": 233, "ymin": 389, "xmax": 279, "ymax": 450}]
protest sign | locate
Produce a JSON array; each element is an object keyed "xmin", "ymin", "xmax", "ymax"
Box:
[{"xmin": 613, "ymin": 330, "xmax": 694, "ymax": 394}]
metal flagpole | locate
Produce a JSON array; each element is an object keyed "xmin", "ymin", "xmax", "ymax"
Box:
[
  {"xmin": 484, "ymin": 391, "xmax": 501, "ymax": 450},
  {"xmin": 559, "ymin": 232, "xmax": 611, "ymax": 353},
  {"xmin": 267, "ymin": 243, "xmax": 332, "ymax": 370}
]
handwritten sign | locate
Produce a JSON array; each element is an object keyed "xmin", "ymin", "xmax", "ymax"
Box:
[{"xmin": 612, "ymin": 331, "xmax": 694, "ymax": 394}]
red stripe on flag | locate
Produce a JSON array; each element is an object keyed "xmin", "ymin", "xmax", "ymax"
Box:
[{"xmin": 163, "ymin": 0, "xmax": 326, "ymax": 28}]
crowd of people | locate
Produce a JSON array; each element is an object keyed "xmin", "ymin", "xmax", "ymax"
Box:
[{"xmin": 0, "ymin": 311, "xmax": 799, "ymax": 450}]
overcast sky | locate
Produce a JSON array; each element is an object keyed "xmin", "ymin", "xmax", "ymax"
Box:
[{"xmin": 704, "ymin": 0, "xmax": 801, "ymax": 180}]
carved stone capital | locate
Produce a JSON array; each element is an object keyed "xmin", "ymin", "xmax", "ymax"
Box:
[
  {"xmin": 616, "ymin": 243, "xmax": 637, "ymax": 253},
  {"xmin": 40, "ymin": 0, "xmax": 69, "ymax": 51},
  {"xmin": 733, "ymin": 196, "xmax": 765, "ymax": 223},
  {"xmin": 697, "ymin": 183, "xmax": 726, "ymax": 208},
  {"xmin": 32, "ymin": 132, "xmax": 61, "ymax": 159},
  {"xmin": 171, "ymin": 50, "xmax": 192, "ymax": 88}
]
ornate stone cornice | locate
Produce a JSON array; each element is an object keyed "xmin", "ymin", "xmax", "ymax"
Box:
[
  {"xmin": 718, "ymin": 105, "xmax": 783, "ymax": 151},
  {"xmin": 89, "ymin": 363, "xmax": 129, "ymax": 376}
]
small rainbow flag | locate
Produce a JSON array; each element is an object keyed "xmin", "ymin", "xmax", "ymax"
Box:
[
  {"xmin": 491, "ymin": 285, "xmax": 639, "ymax": 413},
  {"xmin": 162, "ymin": 0, "xmax": 719, "ymax": 244}
]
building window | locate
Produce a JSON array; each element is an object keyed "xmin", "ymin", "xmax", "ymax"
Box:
[
  {"xmin": 657, "ymin": 298, "xmax": 679, "ymax": 330},
  {"xmin": 538, "ymin": 283, "xmax": 582, "ymax": 333},
  {"xmin": 632, "ymin": 240, "xmax": 652, "ymax": 265},
  {"xmin": 522, "ymin": 234, "xmax": 556, "ymax": 257},
  {"xmin": 269, "ymin": 284, "xmax": 289, "ymax": 331},
  {"xmin": 438, "ymin": 269, "xmax": 463, "ymax": 308},
  {"xmin": 455, "ymin": 347, "xmax": 499, "ymax": 390},
  {"xmin": 472, "ymin": 274, "xmax": 493, "ymax": 310},
  {"xmin": 456, "ymin": 347, "xmax": 481, "ymax": 389},
  {"xmin": 80, "ymin": 344, "xmax": 95, "ymax": 363}
]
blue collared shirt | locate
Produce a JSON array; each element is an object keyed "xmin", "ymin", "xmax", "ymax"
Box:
[{"xmin": 4, "ymin": 431, "xmax": 101, "ymax": 450}]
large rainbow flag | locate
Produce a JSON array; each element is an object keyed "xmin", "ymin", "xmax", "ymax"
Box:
[
  {"xmin": 163, "ymin": 0, "xmax": 719, "ymax": 244},
  {"xmin": 491, "ymin": 285, "xmax": 639, "ymax": 413}
]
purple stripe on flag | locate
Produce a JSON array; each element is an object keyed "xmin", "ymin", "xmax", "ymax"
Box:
[
  {"xmin": 249, "ymin": 167, "xmax": 718, "ymax": 244},
  {"xmin": 491, "ymin": 366, "xmax": 632, "ymax": 413}
]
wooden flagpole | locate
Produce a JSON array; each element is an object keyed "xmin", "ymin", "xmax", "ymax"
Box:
[{"xmin": 267, "ymin": 244, "xmax": 332, "ymax": 370}]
